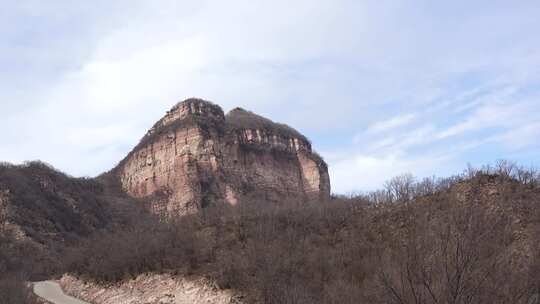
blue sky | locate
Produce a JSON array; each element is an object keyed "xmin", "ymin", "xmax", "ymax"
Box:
[{"xmin": 1, "ymin": 1, "xmax": 539, "ymax": 193}]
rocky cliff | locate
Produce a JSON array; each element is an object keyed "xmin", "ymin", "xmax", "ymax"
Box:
[{"xmin": 115, "ymin": 98, "xmax": 330, "ymax": 215}]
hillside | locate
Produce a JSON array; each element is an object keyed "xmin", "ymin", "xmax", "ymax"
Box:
[
  {"xmin": 2, "ymin": 100, "xmax": 539, "ymax": 304},
  {"xmin": 0, "ymin": 161, "xmax": 144, "ymax": 250},
  {"xmin": 0, "ymin": 161, "xmax": 147, "ymax": 302},
  {"xmin": 63, "ymin": 164, "xmax": 540, "ymax": 304}
]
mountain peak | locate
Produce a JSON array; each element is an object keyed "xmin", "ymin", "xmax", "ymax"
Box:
[{"xmin": 116, "ymin": 99, "xmax": 330, "ymax": 215}]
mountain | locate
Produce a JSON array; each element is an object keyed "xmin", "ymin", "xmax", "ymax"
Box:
[
  {"xmin": 2, "ymin": 99, "xmax": 540, "ymax": 303},
  {"xmin": 0, "ymin": 161, "xmax": 143, "ymax": 279},
  {"xmin": 0, "ymin": 99, "xmax": 331, "ymax": 272},
  {"xmin": 0, "ymin": 99, "xmax": 331, "ymax": 302},
  {"xmin": 113, "ymin": 98, "xmax": 330, "ymax": 216},
  {"xmin": 0, "ymin": 162, "xmax": 108, "ymax": 246}
]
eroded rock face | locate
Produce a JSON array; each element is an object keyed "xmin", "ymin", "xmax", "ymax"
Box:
[
  {"xmin": 115, "ymin": 98, "xmax": 330, "ymax": 215},
  {"xmin": 60, "ymin": 274, "xmax": 239, "ymax": 304}
]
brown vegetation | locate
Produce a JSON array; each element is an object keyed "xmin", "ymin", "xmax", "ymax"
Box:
[
  {"xmin": 0, "ymin": 213, "xmax": 40, "ymax": 304},
  {"xmin": 0, "ymin": 161, "xmax": 111, "ymax": 244},
  {"xmin": 0, "ymin": 161, "xmax": 143, "ymax": 303},
  {"xmin": 225, "ymin": 107, "xmax": 309, "ymax": 144},
  {"xmin": 65, "ymin": 161, "xmax": 540, "ymax": 303}
]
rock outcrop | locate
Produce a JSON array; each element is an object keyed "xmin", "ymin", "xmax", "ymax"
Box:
[
  {"xmin": 60, "ymin": 274, "xmax": 240, "ymax": 304},
  {"xmin": 115, "ymin": 98, "xmax": 330, "ymax": 215}
]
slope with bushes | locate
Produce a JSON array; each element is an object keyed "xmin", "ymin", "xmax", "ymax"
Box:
[{"xmin": 64, "ymin": 162, "xmax": 540, "ymax": 303}]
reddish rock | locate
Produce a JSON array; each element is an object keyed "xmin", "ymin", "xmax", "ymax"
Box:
[{"xmin": 115, "ymin": 98, "xmax": 330, "ymax": 215}]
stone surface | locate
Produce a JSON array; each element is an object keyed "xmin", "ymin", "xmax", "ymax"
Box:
[
  {"xmin": 60, "ymin": 274, "xmax": 239, "ymax": 304},
  {"xmin": 115, "ymin": 98, "xmax": 330, "ymax": 216}
]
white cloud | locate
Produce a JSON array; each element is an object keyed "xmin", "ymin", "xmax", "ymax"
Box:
[
  {"xmin": 496, "ymin": 122, "xmax": 540, "ymax": 150},
  {"xmin": 2, "ymin": 1, "xmax": 540, "ymax": 192},
  {"xmin": 329, "ymin": 152, "xmax": 454, "ymax": 193},
  {"xmin": 364, "ymin": 114, "xmax": 416, "ymax": 135},
  {"xmin": 332, "ymin": 83, "xmax": 540, "ymax": 192}
]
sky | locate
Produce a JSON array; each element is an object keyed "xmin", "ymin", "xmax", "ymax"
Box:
[{"xmin": 1, "ymin": 1, "xmax": 540, "ymax": 194}]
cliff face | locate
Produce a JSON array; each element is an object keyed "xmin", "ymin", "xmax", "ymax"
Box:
[{"xmin": 116, "ymin": 98, "xmax": 330, "ymax": 215}]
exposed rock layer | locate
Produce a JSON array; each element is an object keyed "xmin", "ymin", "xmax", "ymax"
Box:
[
  {"xmin": 115, "ymin": 98, "xmax": 330, "ymax": 215},
  {"xmin": 60, "ymin": 274, "xmax": 239, "ymax": 304}
]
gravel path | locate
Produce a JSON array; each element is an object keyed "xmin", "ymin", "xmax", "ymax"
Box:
[{"xmin": 33, "ymin": 281, "xmax": 90, "ymax": 304}]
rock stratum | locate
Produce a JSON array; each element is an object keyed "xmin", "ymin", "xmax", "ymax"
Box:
[{"xmin": 114, "ymin": 98, "xmax": 330, "ymax": 215}]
